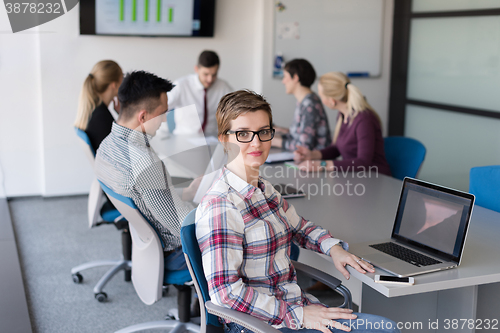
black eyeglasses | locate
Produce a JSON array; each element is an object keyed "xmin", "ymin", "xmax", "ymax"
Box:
[{"xmin": 226, "ymin": 128, "xmax": 275, "ymax": 143}]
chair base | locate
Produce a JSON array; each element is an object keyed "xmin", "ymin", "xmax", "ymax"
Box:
[
  {"xmin": 71, "ymin": 259, "xmax": 132, "ymax": 301},
  {"xmin": 114, "ymin": 320, "xmax": 200, "ymax": 333},
  {"xmin": 166, "ymin": 308, "xmax": 201, "ymax": 324}
]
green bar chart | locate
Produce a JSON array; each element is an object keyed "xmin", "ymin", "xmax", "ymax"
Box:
[
  {"xmin": 118, "ymin": 0, "xmax": 175, "ymax": 23},
  {"xmin": 132, "ymin": 0, "xmax": 137, "ymax": 21},
  {"xmin": 120, "ymin": 0, "xmax": 124, "ymax": 21},
  {"xmin": 96, "ymin": 0, "xmax": 193, "ymax": 36},
  {"xmin": 157, "ymin": 0, "xmax": 161, "ymax": 22}
]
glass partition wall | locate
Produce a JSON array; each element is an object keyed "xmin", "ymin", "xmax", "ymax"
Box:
[{"xmin": 389, "ymin": 1, "xmax": 500, "ymax": 191}]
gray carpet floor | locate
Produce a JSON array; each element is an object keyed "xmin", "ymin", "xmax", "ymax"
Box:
[
  {"xmin": 9, "ymin": 195, "xmax": 348, "ymax": 333},
  {"xmin": 9, "ymin": 195, "xmax": 178, "ymax": 333}
]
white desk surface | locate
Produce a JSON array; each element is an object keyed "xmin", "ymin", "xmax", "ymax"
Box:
[
  {"xmin": 151, "ymin": 132, "xmax": 217, "ymax": 178},
  {"xmin": 262, "ymin": 167, "xmax": 500, "ymax": 298},
  {"xmin": 151, "ymin": 134, "xmax": 500, "ymax": 299}
]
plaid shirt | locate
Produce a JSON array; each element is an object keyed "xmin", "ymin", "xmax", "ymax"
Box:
[
  {"xmin": 95, "ymin": 122, "xmax": 192, "ymax": 251},
  {"xmin": 196, "ymin": 167, "xmax": 347, "ymax": 329}
]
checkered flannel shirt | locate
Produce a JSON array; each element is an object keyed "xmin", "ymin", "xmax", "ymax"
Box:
[
  {"xmin": 95, "ymin": 122, "xmax": 192, "ymax": 251},
  {"xmin": 196, "ymin": 167, "xmax": 347, "ymax": 328}
]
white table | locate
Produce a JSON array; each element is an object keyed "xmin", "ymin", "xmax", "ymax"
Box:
[
  {"xmin": 151, "ymin": 132, "xmax": 218, "ymax": 179},
  {"xmin": 151, "ymin": 135, "xmax": 500, "ymax": 332},
  {"xmin": 261, "ymin": 166, "xmax": 500, "ymax": 333}
]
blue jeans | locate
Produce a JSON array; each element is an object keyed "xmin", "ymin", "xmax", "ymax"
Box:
[
  {"xmin": 164, "ymin": 247, "xmax": 187, "ymax": 271},
  {"xmin": 224, "ymin": 313, "xmax": 400, "ymax": 333}
]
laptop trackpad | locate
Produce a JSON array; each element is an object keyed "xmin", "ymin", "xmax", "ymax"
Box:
[{"xmin": 365, "ymin": 253, "xmax": 396, "ymax": 265}]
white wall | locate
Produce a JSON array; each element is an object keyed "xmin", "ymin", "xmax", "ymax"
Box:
[
  {"xmin": 0, "ymin": 0, "xmax": 394, "ymax": 197},
  {"xmin": 0, "ymin": 12, "xmax": 44, "ymax": 197}
]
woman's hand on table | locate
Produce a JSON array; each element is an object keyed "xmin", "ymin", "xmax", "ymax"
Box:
[
  {"xmin": 294, "ymin": 146, "xmax": 322, "ymax": 163},
  {"xmin": 294, "ymin": 146, "xmax": 312, "ymax": 163},
  {"xmin": 330, "ymin": 244, "xmax": 375, "ymax": 280},
  {"xmin": 303, "ymin": 304, "xmax": 356, "ymax": 333}
]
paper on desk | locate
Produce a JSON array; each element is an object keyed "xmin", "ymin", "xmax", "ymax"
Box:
[
  {"xmin": 284, "ymin": 161, "xmax": 300, "ymax": 169},
  {"xmin": 188, "ymin": 136, "xmax": 219, "ymax": 147},
  {"xmin": 162, "ymin": 156, "xmax": 199, "ymax": 179},
  {"xmin": 265, "ymin": 152, "xmax": 295, "ymax": 163}
]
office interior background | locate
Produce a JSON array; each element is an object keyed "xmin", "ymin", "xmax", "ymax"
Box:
[
  {"xmin": 1, "ymin": 0, "xmax": 498, "ymax": 198},
  {"xmin": 0, "ymin": 0, "xmax": 396, "ymax": 198}
]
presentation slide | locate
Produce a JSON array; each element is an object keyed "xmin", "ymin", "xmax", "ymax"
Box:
[{"xmin": 96, "ymin": 0, "xmax": 195, "ymax": 36}]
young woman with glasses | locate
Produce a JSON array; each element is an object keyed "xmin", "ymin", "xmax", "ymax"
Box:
[{"xmin": 195, "ymin": 90, "xmax": 400, "ymax": 333}]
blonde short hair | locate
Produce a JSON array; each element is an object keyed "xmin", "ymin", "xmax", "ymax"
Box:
[{"xmin": 216, "ymin": 90, "xmax": 273, "ymax": 138}]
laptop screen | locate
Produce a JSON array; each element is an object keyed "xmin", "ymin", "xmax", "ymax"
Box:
[{"xmin": 392, "ymin": 178, "xmax": 474, "ymax": 262}]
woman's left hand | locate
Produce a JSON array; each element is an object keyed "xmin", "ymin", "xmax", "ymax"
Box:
[{"xmin": 330, "ymin": 244, "xmax": 375, "ymax": 280}]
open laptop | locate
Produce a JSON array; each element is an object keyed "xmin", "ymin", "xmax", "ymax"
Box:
[{"xmin": 349, "ymin": 177, "xmax": 475, "ymax": 277}]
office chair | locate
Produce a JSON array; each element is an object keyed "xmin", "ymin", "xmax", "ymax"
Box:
[
  {"xmin": 384, "ymin": 136, "xmax": 426, "ymax": 180},
  {"xmin": 469, "ymin": 165, "xmax": 500, "ymax": 213},
  {"xmin": 180, "ymin": 209, "xmax": 352, "ymax": 333},
  {"xmin": 71, "ymin": 128, "xmax": 132, "ymax": 302},
  {"xmin": 167, "ymin": 109, "xmax": 176, "ymax": 132},
  {"xmin": 99, "ymin": 181, "xmax": 198, "ymax": 333}
]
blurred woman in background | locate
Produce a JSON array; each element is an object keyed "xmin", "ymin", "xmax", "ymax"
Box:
[
  {"xmin": 272, "ymin": 59, "xmax": 331, "ymax": 151},
  {"xmin": 294, "ymin": 72, "xmax": 391, "ymax": 176},
  {"xmin": 74, "ymin": 60, "xmax": 123, "ymax": 152}
]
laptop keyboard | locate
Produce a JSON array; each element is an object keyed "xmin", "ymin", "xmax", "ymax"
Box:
[{"xmin": 369, "ymin": 242, "xmax": 442, "ymax": 267}]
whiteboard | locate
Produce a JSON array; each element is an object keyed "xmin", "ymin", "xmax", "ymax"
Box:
[{"xmin": 274, "ymin": 0, "xmax": 385, "ymax": 78}]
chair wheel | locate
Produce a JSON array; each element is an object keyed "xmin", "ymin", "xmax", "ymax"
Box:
[
  {"xmin": 95, "ymin": 292, "xmax": 108, "ymax": 302},
  {"xmin": 72, "ymin": 273, "xmax": 83, "ymax": 284},
  {"xmin": 165, "ymin": 314, "xmax": 176, "ymax": 321}
]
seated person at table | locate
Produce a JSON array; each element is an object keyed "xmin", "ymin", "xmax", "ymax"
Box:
[
  {"xmin": 294, "ymin": 72, "xmax": 391, "ymax": 176},
  {"xmin": 95, "ymin": 71, "xmax": 199, "ymax": 270},
  {"xmin": 74, "ymin": 60, "xmax": 123, "ymax": 152},
  {"xmin": 163, "ymin": 50, "xmax": 233, "ymax": 136},
  {"xmin": 196, "ymin": 90, "xmax": 399, "ymax": 333},
  {"xmin": 272, "ymin": 59, "xmax": 332, "ymax": 151}
]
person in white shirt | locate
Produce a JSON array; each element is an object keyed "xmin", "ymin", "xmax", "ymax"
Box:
[{"xmin": 167, "ymin": 50, "xmax": 233, "ymax": 137}]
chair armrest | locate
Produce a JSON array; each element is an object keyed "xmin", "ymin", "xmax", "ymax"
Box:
[
  {"xmin": 292, "ymin": 260, "xmax": 341, "ymax": 289},
  {"xmin": 205, "ymin": 301, "xmax": 281, "ymax": 333},
  {"xmin": 292, "ymin": 260, "xmax": 352, "ymax": 309}
]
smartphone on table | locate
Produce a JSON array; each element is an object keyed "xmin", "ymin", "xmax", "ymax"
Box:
[{"xmin": 374, "ymin": 275, "xmax": 415, "ymax": 285}]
